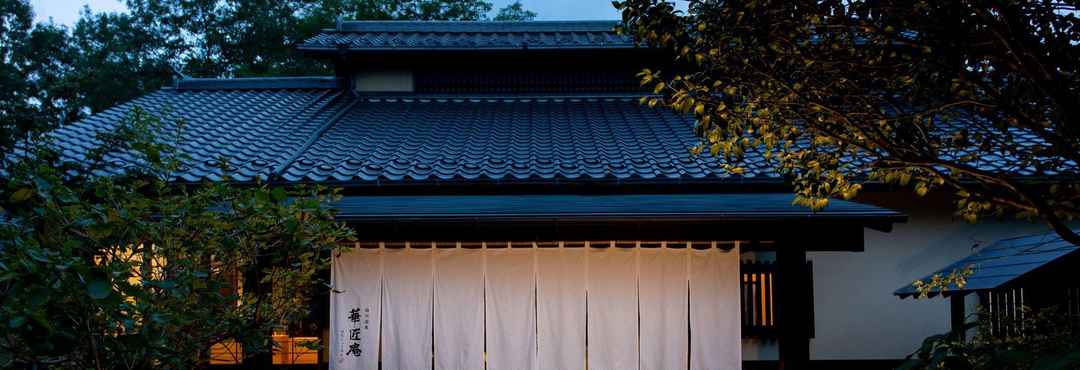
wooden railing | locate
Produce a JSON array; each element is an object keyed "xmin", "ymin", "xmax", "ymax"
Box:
[{"xmin": 981, "ymin": 286, "xmax": 1080, "ymax": 338}]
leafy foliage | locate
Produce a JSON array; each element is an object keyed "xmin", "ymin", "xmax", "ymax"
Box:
[
  {"xmin": 0, "ymin": 0, "xmax": 78, "ymax": 162},
  {"xmin": 495, "ymin": 1, "xmax": 538, "ymax": 21},
  {"xmin": 900, "ymin": 306, "xmax": 1080, "ymax": 370},
  {"xmin": 0, "ymin": 0, "xmax": 538, "ymax": 141},
  {"xmin": 912, "ymin": 264, "xmax": 975, "ymax": 299},
  {"xmin": 615, "ymin": 0, "xmax": 1080, "ymax": 244},
  {"xmin": 0, "ymin": 108, "xmax": 355, "ymax": 368}
]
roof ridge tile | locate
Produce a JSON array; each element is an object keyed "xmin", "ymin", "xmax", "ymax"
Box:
[{"xmin": 175, "ymin": 76, "xmax": 342, "ymax": 91}]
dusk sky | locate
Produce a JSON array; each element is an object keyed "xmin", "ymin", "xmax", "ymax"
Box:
[{"xmin": 29, "ymin": 0, "xmax": 627, "ymax": 26}]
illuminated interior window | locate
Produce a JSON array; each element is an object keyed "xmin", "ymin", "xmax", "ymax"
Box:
[
  {"xmin": 209, "ymin": 340, "xmax": 243, "ymax": 365},
  {"xmin": 272, "ymin": 329, "xmax": 320, "ymax": 365}
]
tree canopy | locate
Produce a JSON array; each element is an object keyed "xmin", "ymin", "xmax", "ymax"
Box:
[
  {"xmin": 616, "ymin": 0, "xmax": 1080, "ymax": 244},
  {"xmin": 495, "ymin": 1, "xmax": 537, "ymax": 21},
  {"xmin": 0, "ymin": 0, "xmax": 77, "ymax": 159},
  {"xmin": 0, "ymin": 0, "xmax": 538, "ymax": 154}
]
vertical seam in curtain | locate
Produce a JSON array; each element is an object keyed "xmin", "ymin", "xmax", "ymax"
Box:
[
  {"xmin": 378, "ymin": 242, "xmax": 385, "ymax": 370},
  {"xmin": 482, "ymin": 241, "xmax": 488, "ymax": 370},
  {"xmin": 630, "ymin": 240, "xmax": 639, "ymax": 370},
  {"xmin": 427, "ymin": 242, "xmax": 435, "ymax": 370},
  {"xmin": 533, "ymin": 241, "xmax": 540, "ymax": 367},
  {"xmin": 584, "ymin": 241, "xmax": 590, "ymax": 369},
  {"xmin": 685, "ymin": 241, "xmax": 692, "ymax": 370}
]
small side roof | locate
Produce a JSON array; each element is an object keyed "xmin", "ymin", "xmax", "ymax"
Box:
[
  {"xmin": 297, "ymin": 20, "xmax": 634, "ymax": 52},
  {"xmin": 895, "ymin": 230, "xmax": 1079, "ymax": 298}
]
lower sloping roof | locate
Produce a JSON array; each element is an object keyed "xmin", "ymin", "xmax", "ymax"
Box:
[
  {"xmin": 332, "ymin": 193, "xmax": 904, "ymax": 223},
  {"xmin": 895, "ymin": 230, "xmax": 1079, "ymax": 298},
  {"xmin": 333, "ymin": 193, "xmax": 905, "ymax": 248}
]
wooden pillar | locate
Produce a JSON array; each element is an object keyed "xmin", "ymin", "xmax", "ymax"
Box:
[
  {"xmin": 775, "ymin": 245, "xmax": 810, "ymax": 370},
  {"xmin": 241, "ymin": 257, "xmax": 275, "ymax": 369},
  {"xmin": 950, "ymin": 294, "xmax": 966, "ymax": 340}
]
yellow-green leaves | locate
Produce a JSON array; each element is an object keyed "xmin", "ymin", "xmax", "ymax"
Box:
[
  {"xmin": 619, "ymin": 0, "xmax": 1080, "ymax": 244},
  {"xmin": 8, "ymin": 188, "xmax": 33, "ymax": 203},
  {"xmin": 915, "ymin": 182, "xmax": 930, "ymax": 197},
  {"xmin": 913, "ymin": 264, "xmax": 975, "ymax": 299},
  {"xmin": 653, "ymin": 82, "xmax": 666, "ymax": 94}
]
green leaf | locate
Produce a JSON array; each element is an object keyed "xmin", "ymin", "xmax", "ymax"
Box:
[
  {"xmin": 271, "ymin": 187, "xmax": 287, "ymax": 202},
  {"xmin": 87, "ymin": 279, "xmax": 112, "ymax": 300},
  {"xmin": 8, "ymin": 316, "xmax": 26, "ymax": 329},
  {"xmin": 9, "ymin": 188, "xmax": 33, "ymax": 202},
  {"xmin": 152, "ymin": 279, "xmax": 177, "ymax": 289}
]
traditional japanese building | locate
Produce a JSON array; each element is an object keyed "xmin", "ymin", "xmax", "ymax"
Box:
[{"xmin": 51, "ymin": 20, "xmax": 1070, "ymax": 370}]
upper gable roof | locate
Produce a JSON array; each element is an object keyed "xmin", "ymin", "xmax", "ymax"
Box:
[{"xmin": 298, "ymin": 20, "xmax": 635, "ymax": 53}]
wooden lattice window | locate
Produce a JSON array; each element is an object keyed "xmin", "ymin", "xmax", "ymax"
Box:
[{"xmin": 740, "ymin": 260, "xmax": 814, "ymax": 339}]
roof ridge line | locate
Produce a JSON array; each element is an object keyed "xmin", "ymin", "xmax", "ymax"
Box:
[
  {"xmin": 333, "ymin": 20, "xmax": 620, "ymax": 33},
  {"xmin": 271, "ymin": 95, "xmax": 360, "ymax": 179},
  {"xmin": 354, "ymin": 93, "xmax": 650, "ymax": 100},
  {"xmin": 174, "ymin": 76, "xmax": 341, "ymax": 90}
]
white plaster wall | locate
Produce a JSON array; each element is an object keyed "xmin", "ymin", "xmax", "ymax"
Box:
[
  {"xmin": 353, "ymin": 70, "xmax": 414, "ymax": 92},
  {"xmin": 741, "ymin": 192, "xmax": 1058, "ymax": 360}
]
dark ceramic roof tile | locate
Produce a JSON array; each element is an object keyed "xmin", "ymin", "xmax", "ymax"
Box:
[
  {"xmin": 299, "ymin": 21, "xmax": 633, "ymax": 52},
  {"xmin": 49, "ymin": 80, "xmax": 341, "ymax": 182}
]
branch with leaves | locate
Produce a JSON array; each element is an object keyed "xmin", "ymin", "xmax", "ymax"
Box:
[{"xmin": 615, "ymin": 0, "xmax": 1080, "ymax": 245}]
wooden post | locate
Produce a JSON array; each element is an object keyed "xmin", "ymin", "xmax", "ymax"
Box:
[
  {"xmin": 950, "ymin": 294, "xmax": 966, "ymax": 340},
  {"xmin": 775, "ymin": 245, "xmax": 810, "ymax": 370},
  {"xmin": 241, "ymin": 257, "xmax": 275, "ymax": 369}
]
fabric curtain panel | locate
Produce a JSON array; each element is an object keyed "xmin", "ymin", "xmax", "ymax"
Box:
[
  {"xmin": 329, "ymin": 248, "xmax": 382, "ymax": 370},
  {"xmin": 381, "ymin": 246, "xmax": 434, "ymax": 370},
  {"xmin": 536, "ymin": 245, "xmax": 587, "ymax": 370},
  {"xmin": 638, "ymin": 244, "xmax": 690, "ymax": 370},
  {"xmin": 485, "ymin": 246, "xmax": 539, "ymax": 370},
  {"xmin": 689, "ymin": 244, "xmax": 743, "ymax": 370},
  {"xmin": 330, "ymin": 242, "xmax": 743, "ymax": 370},
  {"xmin": 434, "ymin": 247, "xmax": 485, "ymax": 370},
  {"xmin": 586, "ymin": 244, "xmax": 640, "ymax": 370}
]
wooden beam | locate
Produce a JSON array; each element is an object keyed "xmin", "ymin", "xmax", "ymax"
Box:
[
  {"xmin": 347, "ymin": 221, "xmax": 867, "ymax": 251},
  {"xmin": 775, "ymin": 244, "xmax": 811, "ymax": 370}
]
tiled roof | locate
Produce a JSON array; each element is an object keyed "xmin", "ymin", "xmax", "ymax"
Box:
[
  {"xmin": 895, "ymin": 230, "xmax": 1079, "ymax": 298},
  {"xmin": 48, "ymin": 78, "xmax": 775, "ymax": 185},
  {"xmin": 50, "ymin": 78, "xmax": 349, "ymax": 182},
  {"xmin": 298, "ymin": 20, "xmax": 634, "ymax": 52},
  {"xmin": 49, "ymin": 77, "xmax": 1077, "ymax": 187},
  {"xmin": 281, "ymin": 95, "xmax": 772, "ymax": 183}
]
